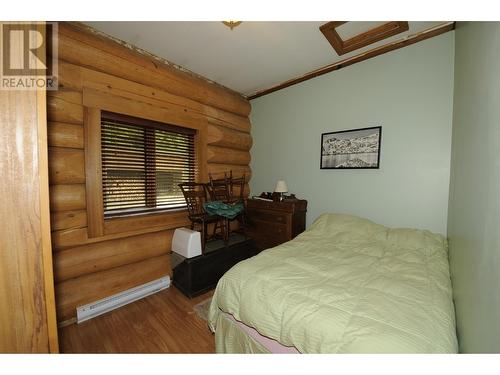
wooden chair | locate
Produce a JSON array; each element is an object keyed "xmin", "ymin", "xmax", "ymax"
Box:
[
  {"xmin": 207, "ymin": 172, "xmax": 231, "ymax": 202},
  {"xmin": 207, "ymin": 171, "xmax": 245, "ymax": 203},
  {"xmin": 228, "ymin": 171, "xmax": 246, "ymax": 204},
  {"xmin": 228, "ymin": 171, "xmax": 246, "ymax": 237},
  {"xmin": 178, "ymin": 182, "xmax": 225, "ymax": 252},
  {"xmin": 207, "ymin": 173, "xmax": 231, "ymax": 243},
  {"xmin": 208, "ymin": 171, "xmax": 246, "ymax": 241}
]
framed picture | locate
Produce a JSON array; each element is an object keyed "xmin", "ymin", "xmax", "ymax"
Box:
[{"xmin": 320, "ymin": 126, "xmax": 382, "ymax": 169}]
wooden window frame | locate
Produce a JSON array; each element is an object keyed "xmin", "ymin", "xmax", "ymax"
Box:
[
  {"xmin": 83, "ymin": 88, "xmax": 207, "ymax": 239},
  {"xmin": 320, "ymin": 21, "xmax": 409, "ymax": 56},
  {"xmin": 100, "ymin": 110, "xmax": 196, "ymax": 218}
]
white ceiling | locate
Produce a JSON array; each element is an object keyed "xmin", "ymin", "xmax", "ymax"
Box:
[{"xmin": 84, "ymin": 21, "xmax": 447, "ymax": 97}]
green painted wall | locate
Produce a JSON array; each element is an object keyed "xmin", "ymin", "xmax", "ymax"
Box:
[
  {"xmin": 250, "ymin": 32, "xmax": 455, "ymax": 235},
  {"xmin": 447, "ymin": 22, "xmax": 500, "ymax": 353}
]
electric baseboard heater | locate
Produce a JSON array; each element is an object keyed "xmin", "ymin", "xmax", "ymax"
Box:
[{"xmin": 76, "ymin": 276, "xmax": 170, "ymax": 323}]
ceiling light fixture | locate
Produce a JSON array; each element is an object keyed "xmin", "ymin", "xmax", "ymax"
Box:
[{"xmin": 222, "ymin": 21, "xmax": 242, "ymax": 30}]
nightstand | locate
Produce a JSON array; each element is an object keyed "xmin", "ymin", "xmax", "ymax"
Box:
[{"xmin": 245, "ymin": 198, "xmax": 307, "ymax": 251}]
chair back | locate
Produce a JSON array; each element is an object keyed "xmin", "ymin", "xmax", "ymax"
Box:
[
  {"xmin": 178, "ymin": 182, "xmax": 209, "ymax": 218},
  {"xmin": 229, "ymin": 171, "xmax": 246, "ymax": 203},
  {"xmin": 208, "ymin": 172, "xmax": 231, "ymax": 202}
]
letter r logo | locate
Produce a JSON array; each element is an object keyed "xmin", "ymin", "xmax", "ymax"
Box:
[{"xmin": 2, "ymin": 23, "xmax": 53, "ymax": 76}]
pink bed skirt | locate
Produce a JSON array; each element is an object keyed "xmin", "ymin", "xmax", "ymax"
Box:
[{"xmin": 222, "ymin": 311, "xmax": 300, "ymax": 354}]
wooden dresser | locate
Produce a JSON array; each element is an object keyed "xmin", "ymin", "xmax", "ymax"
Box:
[{"xmin": 245, "ymin": 198, "xmax": 307, "ymax": 251}]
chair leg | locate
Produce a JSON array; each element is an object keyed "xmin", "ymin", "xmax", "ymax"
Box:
[
  {"xmin": 213, "ymin": 220, "xmax": 219, "ymax": 239},
  {"xmin": 224, "ymin": 218, "xmax": 229, "ymax": 246},
  {"xmin": 201, "ymin": 221, "xmax": 207, "ymax": 253}
]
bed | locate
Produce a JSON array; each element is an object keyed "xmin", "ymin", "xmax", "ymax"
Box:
[{"xmin": 208, "ymin": 213, "xmax": 458, "ymax": 353}]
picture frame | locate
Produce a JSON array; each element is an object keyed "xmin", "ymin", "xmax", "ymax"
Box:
[{"xmin": 320, "ymin": 126, "xmax": 382, "ymax": 169}]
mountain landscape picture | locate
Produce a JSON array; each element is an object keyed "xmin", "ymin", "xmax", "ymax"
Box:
[{"xmin": 321, "ymin": 126, "xmax": 381, "ymax": 169}]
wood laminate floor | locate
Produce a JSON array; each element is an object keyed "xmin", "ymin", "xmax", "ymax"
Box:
[{"xmin": 59, "ymin": 287, "xmax": 215, "ymax": 353}]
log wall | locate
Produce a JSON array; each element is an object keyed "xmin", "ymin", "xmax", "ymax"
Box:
[{"xmin": 48, "ymin": 22, "xmax": 252, "ymax": 322}]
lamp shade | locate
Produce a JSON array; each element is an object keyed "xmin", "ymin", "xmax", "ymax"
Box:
[{"xmin": 274, "ymin": 180, "xmax": 288, "ymax": 193}]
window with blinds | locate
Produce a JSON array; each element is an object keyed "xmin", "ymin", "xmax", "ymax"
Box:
[{"xmin": 101, "ymin": 111, "xmax": 196, "ymax": 217}]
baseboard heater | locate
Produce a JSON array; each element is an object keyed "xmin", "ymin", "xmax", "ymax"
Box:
[{"xmin": 76, "ymin": 276, "xmax": 170, "ymax": 323}]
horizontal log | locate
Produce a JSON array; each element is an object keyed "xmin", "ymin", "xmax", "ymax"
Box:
[
  {"xmin": 203, "ymin": 107, "xmax": 251, "ymax": 133},
  {"xmin": 58, "ymin": 60, "xmax": 252, "ymax": 134},
  {"xmin": 50, "ymin": 210, "xmax": 87, "ymax": 231},
  {"xmin": 47, "ymin": 95, "xmax": 83, "ymax": 124},
  {"xmin": 49, "ymin": 184, "xmax": 86, "ymax": 212},
  {"xmin": 83, "ymin": 88, "xmax": 202, "ymax": 130},
  {"xmin": 48, "ymin": 147, "xmax": 85, "ymax": 185},
  {"xmin": 207, "ymin": 124, "xmax": 253, "ymax": 151},
  {"xmin": 104, "ymin": 210, "xmax": 190, "ymax": 236},
  {"xmin": 207, "ymin": 146, "xmax": 251, "ymax": 166},
  {"xmin": 47, "ymin": 122, "xmax": 84, "ymax": 149},
  {"xmin": 54, "ymin": 230, "xmax": 173, "ymax": 282},
  {"xmin": 55, "ymin": 254, "xmax": 171, "ymax": 321},
  {"xmin": 51, "ymin": 227, "xmax": 88, "ymax": 250},
  {"xmin": 243, "ymin": 184, "xmax": 250, "ymax": 197},
  {"xmin": 57, "ymin": 60, "xmax": 83, "ymax": 90},
  {"xmin": 207, "ymin": 163, "xmax": 252, "ymax": 180},
  {"xmin": 86, "ymin": 80, "xmax": 251, "ymax": 133},
  {"xmin": 47, "ymin": 88, "xmax": 82, "ymax": 105},
  {"xmin": 52, "ymin": 216, "xmax": 189, "ymax": 252},
  {"xmin": 58, "ymin": 23, "xmax": 250, "ymax": 117}
]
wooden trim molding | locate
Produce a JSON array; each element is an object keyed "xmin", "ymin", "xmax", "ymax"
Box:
[
  {"xmin": 248, "ymin": 22, "xmax": 455, "ymax": 100},
  {"xmin": 82, "ymin": 87, "xmax": 203, "ymax": 130},
  {"xmin": 320, "ymin": 21, "xmax": 409, "ymax": 56},
  {"xmin": 35, "ymin": 22, "xmax": 59, "ymax": 353},
  {"xmin": 104, "ymin": 210, "xmax": 190, "ymax": 236},
  {"xmin": 84, "ymin": 107, "xmax": 105, "ymax": 238},
  {"xmin": 36, "ymin": 23, "xmax": 59, "ymax": 352}
]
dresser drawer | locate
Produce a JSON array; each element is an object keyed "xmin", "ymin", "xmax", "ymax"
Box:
[
  {"xmin": 246, "ymin": 220, "xmax": 289, "ymax": 247},
  {"xmin": 246, "ymin": 209, "xmax": 289, "ymax": 224}
]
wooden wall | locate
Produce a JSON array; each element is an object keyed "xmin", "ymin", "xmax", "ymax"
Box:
[
  {"xmin": 48, "ymin": 23, "xmax": 252, "ymax": 323},
  {"xmin": 0, "ymin": 22, "xmax": 58, "ymax": 352}
]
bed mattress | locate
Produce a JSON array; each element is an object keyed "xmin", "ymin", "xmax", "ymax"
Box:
[{"xmin": 208, "ymin": 213, "xmax": 458, "ymax": 353}]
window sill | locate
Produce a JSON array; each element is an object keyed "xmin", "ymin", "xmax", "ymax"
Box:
[
  {"xmin": 103, "ymin": 208, "xmax": 191, "ymax": 237},
  {"xmin": 104, "ymin": 207, "xmax": 188, "ymax": 220}
]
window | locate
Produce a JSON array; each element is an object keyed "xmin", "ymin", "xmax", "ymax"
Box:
[{"xmin": 101, "ymin": 111, "xmax": 196, "ymax": 217}]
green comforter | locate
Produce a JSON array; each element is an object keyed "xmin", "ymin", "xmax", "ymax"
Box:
[{"xmin": 208, "ymin": 213, "xmax": 458, "ymax": 353}]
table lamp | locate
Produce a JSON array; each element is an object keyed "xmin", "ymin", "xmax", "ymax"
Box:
[{"xmin": 274, "ymin": 180, "xmax": 288, "ymax": 202}]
